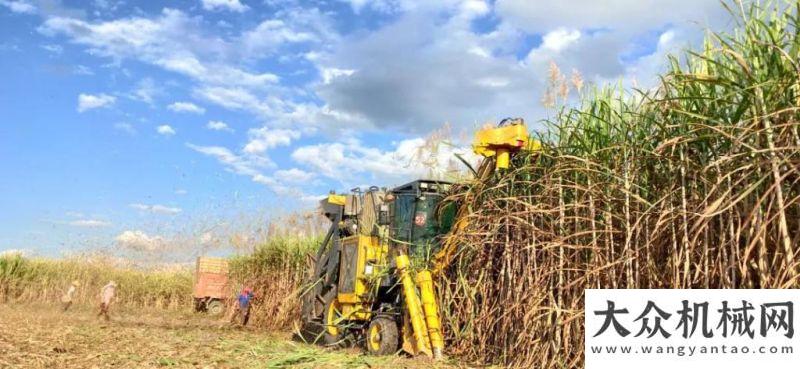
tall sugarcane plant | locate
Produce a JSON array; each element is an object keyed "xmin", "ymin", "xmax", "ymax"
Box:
[{"xmin": 438, "ymin": 1, "xmax": 800, "ymax": 367}]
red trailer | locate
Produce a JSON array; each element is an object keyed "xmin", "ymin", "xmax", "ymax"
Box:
[{"xmin": 193, "ymin": 257, "xmax": 229, "ymax": 315}]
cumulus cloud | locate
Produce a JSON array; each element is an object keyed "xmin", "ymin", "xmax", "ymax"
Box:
[
  {"xmin": 77, "ymin": 93, "xmax": 116, "ymax": 112},
  {"xmin": 243, "ymin": 127, "xmax": 300, "ymax": 154},
  {"xmin": 156, "ymin": 125, "xmax": 176, "ymax": 136},
  {"xmin": 274, "ymin": 168, "xmax": 315, "ymax": 183},
  {"xmin": 540, "ymin": 28, "xmax": 581, "ymax": 52},
  {"xmin": 38, "ymin": 9, "xmax": 278, "ymax": 89},
  {"xmin": 0, "ymin": 0, "xmax": 36, "ymax": 14},
  {"xmin": 193, "ymin": 86, "xmax": 276, "ymax": 117},
  {"xmin": 201, "ymin": 0, "xmax": 248, "ymax": 12},
  {"xmin": 43, "ymin": 0, "xmax": 732, "ymax": 201},
  {"xmin": 68, "ymin": 219, "xmax": 111, "ymax": 227},
  {"xmin": 494, "ymin": 0, "xmax": 725, "ymax": 34},
  {"xmin": 206, "ymin": 120, "xmax": 233, "ymax": 132},
  {"xmin": 187, "ymin": 143, "xmax": 272, "ymax": 178},
  {"xmin": 130, "ymin": 203, "xmax": 182, "ymax": 215},
  {"xmin": 167, "ymin": 101, "xmax": 205, "ymax": 114},
  {"xmin": 115, "ymin": 230, "xmax": 165, "ymax": 252},
  {"xmin": 41, "ymin": 44, "xmax": 63, "ymax": 54},
  {"xmin": 187, "ymin": 143, "xmax": 306, "ymax": 197},
  {"xmin": 73, "ymin": 65, "xmax": 93, "ymax": 75},
  {"xmin": 130, "ymin": 78, "xmax": 160, "ymax": 104},
  {"xmin": 291, "ymin": 134, "xmax": 477, "ymax": 185},
  {"xmin": 314, "ymin": 3, "xmax": 540, "ymax": 132},
  {"xmin": 242, "ymin": 19, "xmax": 316, "ymax": 55},
  {"xmin": 241, "ymin": 8, "xmax": 335, "ymax": 57},
  {"xmin": 312, "ymin": 1, "xmax": 725, "ymax": 134}
]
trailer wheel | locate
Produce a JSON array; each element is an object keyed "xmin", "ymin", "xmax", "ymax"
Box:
[
  {"xmin": 323, "ymin": 298, "xmax": 349, "ymax": 347},
  {"xmin": 207, "ymin": 299, "xmax": 224, "ymax": 316},
  {"xmin": 194, "ymin": 298, "xmax": 205, "ymax": 312},
  {"xmin": 366, "ymin": 317, "xmax": 399, "ymax": 355}
]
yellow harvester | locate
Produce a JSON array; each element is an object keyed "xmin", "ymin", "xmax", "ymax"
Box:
[{"xmin": 299, "ymin": 118, "xmax": 536, "ymax": 357}]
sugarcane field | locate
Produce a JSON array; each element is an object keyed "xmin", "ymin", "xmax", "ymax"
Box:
[{"xmin": 4, "ymin": 0, "xmax": 800, "ymax": 368}]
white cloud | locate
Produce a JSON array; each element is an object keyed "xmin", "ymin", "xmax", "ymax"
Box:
[
  {"xmin": 130, "ymin": 78, "xmax": 159, "ymax": 104},
  {"xmin": 243, "ymin": 127, "xmax": 300, "ymax": 154},
  {"xmin": 201, "ymin": 0, "xmax": 248, "ymax": 12},
  {"xmin": 77, "ymin": 93, "xmax": 116, "ymax": 112},
  {"xmin": 0, "ymin": 0, "xmax": 36, "ymax": 14},
  {"xmin": 291, "ymin": 135, "xmax": 476, "ymax": 184},
  {"xmin": 73, "ymin": 65, "xmax": 94, "ymax": 75},
  {"xmin": 114, "ymin": 122, "xmax": 136, "ymax": 135},
  {"xmin": 187, "ymin": 143, "xmax": 272, "ymax": 178},
  {"xmin": 69, "ymin": 219, "xmax": 111, "ymax": 227},
  {"xmin": 540, "ymin": 28, "xmax": 581, "ymax": 52},
  {"xmin": 130, "ymin": 203, "xmax": 182, "ymax": 215},
  {"xmin": 37, "ymin": 5, "xmax": 343, "ymax": 143},
  {"xmin": 167, "ymin": 101, "xmax": 205, "ymax": 114},
  {"xmin": 187, "ymin": 143, "xmax": 306, "ymax": 197},
  {"xmin": 41, "ymin": 44, "xmax": 63, "ymax": 54},
  {"xmin": 311, "ymin": 0, "xmax": 728, "ymax": 134},
  {"xmin": 115, "ymin": 230, "xmax": 165, "ymax": 252},
  {"xmin": 175, "ymin": 189, "xmax": 188, "ymax": 195},
  {"xmin": 194, "ymin": 86, "xmax": 276, "ymax": 117},
  {"xmin": 495, "ymin": 0, "xmax": 725, "ymax": 34},
  {"xmin": 39, "ymin": 10, "xmax": 278, "ymax": 89},
  {"xmin": 206, "ymin": 120, "xmax": 233, "ymax": 132},
  {"xmin": 156, "ymin": 125, "xmax": 176, "ymax": 136},
  {"xmin": 321, "ymin": 68, "xmax": 355, "ymax": 84},
  {"xmin": 314, "ymin": 3, "xmax": 540, "ymax": 132},
  {"xmin": 242, "ymin": 18, "xmax": 317, "ymax": 56},
  {"xmin": 274, "ymin": 168, "xmax": 315, "ymax": 183}
]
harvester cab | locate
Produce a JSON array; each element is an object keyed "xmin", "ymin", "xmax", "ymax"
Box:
[{"xmin": 300, "ymin": 119, "xmax": 533, "ymax": 358}]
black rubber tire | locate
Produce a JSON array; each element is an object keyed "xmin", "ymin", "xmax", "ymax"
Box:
[
  {"xmin": 207, "ymin": 299, "xmax": 224, "ymax": 316},
  {"xmin": 366, "ymin": 316, "xmax": 399, "ymax": 356},
  {"xmin": 300, "ymin": 285, "xmax": 338, "ymax": 345}
]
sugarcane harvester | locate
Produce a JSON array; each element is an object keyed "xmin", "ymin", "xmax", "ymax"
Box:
[{"xmin": 299, "ymin": 118, "xmax": 535, "ymax": 358}]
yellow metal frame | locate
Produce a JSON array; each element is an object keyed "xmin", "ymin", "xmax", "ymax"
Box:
[
  {"xmin": 395, "ymin": 254, "xmax": 432, "ymax": 356},
  {"xmin": 327, "ymin": 194, "xmax": 347, "ymax": 206},
  {"xmin": 336, "ymin": 234, "xmax": 387, "ymax": 321}
]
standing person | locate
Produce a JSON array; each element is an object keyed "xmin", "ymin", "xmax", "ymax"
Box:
[
  {"xmin": 61, "ymin": 280, "xmax": 79, "ymax": 312},
  {"xmin": 97, "ymin": 281, "xmax": 117, "ymax": 321},
  {"xmin": 233, "ymin": 287, "xmax": 254, "ymax": 326}
]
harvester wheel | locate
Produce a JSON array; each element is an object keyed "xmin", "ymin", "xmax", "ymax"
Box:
[
  {"xmin": 207, "ymin": 299, "xmax": 224, "ymax": 316},
  {"xmin": 323, "ymin": 298, "xmax": 349, "ymax": 347},
  {"xmin": 366, "ymin": 317, "xmax": 399, "ymax": 355}
]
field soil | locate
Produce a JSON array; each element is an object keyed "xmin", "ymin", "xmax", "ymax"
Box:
[{"xmin": 0, "ymin": 303, "xmax": 463, "ymax": 369}]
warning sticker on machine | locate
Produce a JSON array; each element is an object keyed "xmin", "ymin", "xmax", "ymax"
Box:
[{"xmin": 414, "ymin": 212, "xmax": 427, "ymax": 226}]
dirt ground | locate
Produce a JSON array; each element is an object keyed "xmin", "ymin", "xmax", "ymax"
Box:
[{"xmin": 0, "ymin": 303, "xmax": 468, "ymax": 369}]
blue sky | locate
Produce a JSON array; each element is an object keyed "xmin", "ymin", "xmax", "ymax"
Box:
[{"xmin": 0, "ymin": 0, "xmax": 728, "ymax": 257}]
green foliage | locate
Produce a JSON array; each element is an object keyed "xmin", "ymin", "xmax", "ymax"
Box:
[
  {"xmin": 0, "ymin": 254, "xmax": 192, "ymax": 308},
  {"xmin": 229, "ymin": 235, "xmax": 320, "ymax": 276}
]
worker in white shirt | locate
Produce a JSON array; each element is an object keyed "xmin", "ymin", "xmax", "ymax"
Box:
[
  {"xmin": 98, "ymin": 281, "xmax": 117, "ymax": 321},
  {"xmin": 61, "ymin": 280, "xmax": 80, "ymax": 312}
]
